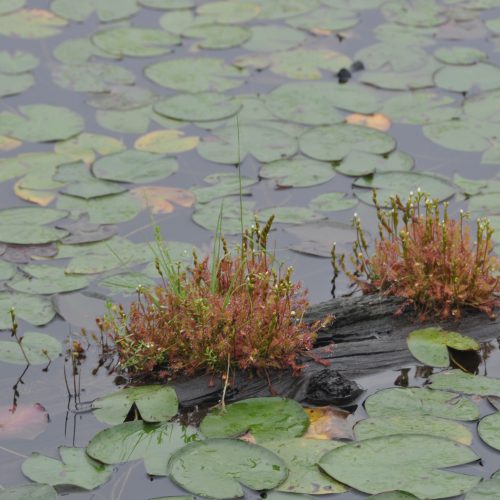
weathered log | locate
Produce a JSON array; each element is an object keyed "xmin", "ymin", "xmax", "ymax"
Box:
[{"xmin": 172, "ymin": 294, "xmax": 500, "ymax": 409}]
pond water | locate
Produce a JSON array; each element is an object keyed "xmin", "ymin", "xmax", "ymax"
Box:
[{"xmin": 0, "ymin": 0, "xmax": 500, "ymax": 498}]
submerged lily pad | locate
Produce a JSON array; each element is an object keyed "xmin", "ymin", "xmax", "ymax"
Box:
[
  {"xmin": 319, "ymin": 435, "xmax": 479, "ymax": 498},
  {"xmin": 22, "ymin": 447, "xmax": 112, "ymax": 490},
  {"xmin": 168, "ymin": 439, "xmax": 288, "ymax": 498},
  {"xmin": 92, "ymin": 385, "xmax": 178, "ymax": 425},
  {"xmin": 429, "ymin": 370, "xmax": 500, "ymax": 397},
  {"xmin": 0, "ymin": 484, "xmax": 58, "ymax": 500},
  {"xmin": 0, "ymin": 332, "xmax": 61, "ymax": 365},
  {"xmin": 478, "ymin": 412, "xmax": 500, "ymax": 450},
  {"xmin": 0, "ymin": 293, "xmax": 55, "ymax": 330}
]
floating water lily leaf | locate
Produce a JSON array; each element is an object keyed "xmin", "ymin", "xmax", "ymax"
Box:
[
  {"xmin": 309, "ymin": 192, "xmax": 358, "ymax": 212},
  {"xmin": 381, "ymin": 0, "xmax": 447, "ymax": 26},
  {"xmin": 0, "ymin": 73, "xmax": 34, "ymax": 98},
  {"xmin": 8, "ymin": 264, "xmax": 89, "ymax": 294},
  {"xmin": 0, "ymin": 0, "xmax": 24, "ymax": 15},
  {"xmin": 355, "ymin": 415, "xmax": 473, "ymax": 445},
  {"xmin": 1, "ymin": 243, "xmax": 57, "ymax": 264},
  {"xmin": 53, "ymin": 37, "xmax": 119, "ymax": 64},
  {"xmin": 184, "ymin": 24, "xmax": 251, "ymax": 49},
  {"xmin": 0, "ymin": 136, "xmax": 21, "ymax": 152},
  {"xmin": 0, "ymin": 484, "xmax": 58, "ymax": 500},
  {"xmin": 262, "ymin": 438, "xmax": 346, "ymax": 494},
  {"xmin": 54, "ymin": 133, "xmax": 125, "ymax": 164},
  {"xmin": 50, "ymin": 0, "xmax": 138, "ymax": 22},
  {"xmin": 0, "ymin": 403, "xmax": 49, "ymax": 440},
  {"xmin": 374, "ymin": 22, "xmax": 437, "ymax": 45},
  {"xmin": 0, "ymin": 208, "xmax": 67, "ymax": 226},
  {"xmin": 407, "ymin": 327, "xmax": 480, "ymax": 367},
  {"xmin": 92, "ymin": 27, "xmax": 179, "ymax": 57},
  {"xmin": 130, "ymin": 186, "xmax": 196, "ymax": 214},
  {"xmin": 368, "ymin": 493, "xmax": 419, "ymax": 500},
  {"xmin": 0, "ymin": 9, "xmax": 67, "ymax": 38},
  {"xmin": 260, "ymin": 157, "xmax": 335, "ymax": 188},
  {"xmin": 154, "ymin": 92, "xmax": 241, "ymax": 122},
  {"xmin": 356, "ymin": 43, "xmax": 429, "ymax": 72},
  {"xmin": 192, "ymin": 173, "xmax": 256, "ymax": 204},
  {"xmin": 0, "ymin": 226, "xmax": 67, "ymax": 245},
  {"xmin": 0, "ymin": 332, "xmax": 61, "ymax": 365},
  {"xmin": 197, "ymin": 1, "xmax": 260, "ymax": 23},
  {"xmin": 95, "ymin": 106, "xmax": 171, "ymax": 134},
  {"xmin": 140, "ymin": 0, "xmax": 194, "ymax": 8},
  {"xmin": 254, "ymin": 0, "xmax": 319, "ymax": 19},
  {"xmin": 365, "ymin": 387, "xmax": 480, "ymax": 420},
  {"xmin": 201, "ymin": 397, "xmax": 309, "ymax": 442},
  {"xmin": 168, "ymin": 438, "xmax": 288, "ymax": 498},
  {"xmin": 92, "ymin": 385, "xmax": 178, "ymax": 425},
  {"xmin": 87, "ymin": 86, "xmax": 157, "ymax": 111},
  {"xmin": 264, "ymin": 82, "xmax": 380, "ymax": 125},
  {"xmin": 303, "ymin": 406, "xmax": 354, "ymax": 440},
  {"xmin": 93, "ymin": 150, "xmax": 178, "ymax": 184},
  {"xmin": 266, "ymin": 494, "xmax": 313, "ymax": 500},
  {"xmin": 87, "ymin": 421, "xmax": 201, "ymax": 476},
  {"xmin": 58, "ymin": 215, "xmax": 116, "ymax": 244},
  {"xmin": 486, "ymin": 16, "xmax": 500, "ymax": 34},
  {"xmin": 0, "ymin": 292, "xmax": 55, "ymax": 330},
  {"xmin": 319, "ymin": 435, "xmax": 479, "ymax": 497},
  {"xmin": 336, "ymin": 150, "xmax": 413, "ymax": 177},
  {"xmin": 145, "ymin": 58, "xmax": 247, "ymax": 92},
  {"xmin": 243, "ymin": 25, "xmax": 306, "ymax": 52},
  {"xmin": 0, "ymin": 261, "xmax": 15, "ymax": 281},
  {"xmin": 98, "ymin": 272, "xmax": 157, "ymax": 295},
  {"xmin": 434, "ymin": 63, "xmax": 500, "ymax": 93},
  {"xmin": 134, "ymin": 130, "xmax": 199, "ymax": 154},
  {"xmin": 465, "ymin": 470, "xmax": 500, "ymax": 499},
  {"xmin": 0, "ymin": 105, "xmax": 84, "ymax": 142},
  {"xmin": 198, "ymin": 124, "xmax": 297, "ymax": 164},
  {"xmin": 429, "ymin": 370, "xmax": 500, "ymax": 397},
  {"xmin": 434, "ymin": 46, "xmax": 487, "ymax": 65},
  {"xmin": 258, "ymin": 207, "xmax": 324, "ymax": 225},
  {"xmin": 22, "ymin": 447, "xmax": 112, "ymax": 490},
  {"xmin": 300, "ymin": 124, "xmax": 395, "ymax": 162},
  {"xmin": 286, "ymin": 6, "xmax": 359, "ymax": 33},
  {"xmin": 478, "ymin": 412, "xmax": 500, "ymax": 450}
]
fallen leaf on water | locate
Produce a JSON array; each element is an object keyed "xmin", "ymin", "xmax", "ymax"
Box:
[
  {"xmin": 304, "ymin": 406, "xmax": 354, "ymax": 440},
  {"xmin": 0, "ymin": 136, "xmax": 22, "ymax": 151},
  {"xmin": 130, "ymin": 186, "xmax": 196, "ymax": 214},
  {"xmin": 0, "ymin": 403, "xmax": 49, "ymax": 440},
  {"xmin": 345, "ymin": 113, "xmax": 391, "ymax": 131}
]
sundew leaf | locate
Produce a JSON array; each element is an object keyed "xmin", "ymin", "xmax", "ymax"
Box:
[
  {"xmin": 98, "ymin": 272, "xmax": 157, "ymax": 295},
  {"xmin": 300, "ymin": 124, "xmax": 395, "ymax": 162},
  {"xmin": 197, "ymin": 124, "xmax": 297, "ymax": 164},
  {"xmin": 407, "ymin": 327, "xmax": 480, "ymax": 368},
  {"xmin": 134, "ymin": 130, "xmax": 199, "ymax": 154},
  {"xmin": 354, "ymin": 415, "xmax": 473, "ymax": 445},
  {"xmin": 434, "ymin": 47, "xmax": 487, "ymax": 65},
  {"xmin": 0, "ymin": 105, "xmax": 84, "ymax": 143},
  {"xmin": 0, "ymin": 73, "xmax": 34, "ymax": 98},
  {"xmin": 22, "ymin": 447, "xmax": 112, "ymax": 490},
  {"xmin": 0, "ymin": 9, "xmax": 67, "ymax": 38},
  {"xmin": 309, "ymin": 192, "xmax": 358, "ymax": 212},
  {"xmin": 242, "ymin": 25, "xmax": 306, "ymax": 52},
  {"xmin": 429, "ymin": 370, "xmax": 500, "ymax": 397},
  {"xmin": 50, "ymin": 0, "xmax": 138, "ymax": 22},
  {"xmin": 0, "ymin": 484, "xmax": 58, "ymax": 500},
  {"xmin": 335, "ymin": 150, "xmax": 413, "ymax": 177},
  {"xmin": 92, "ymin": 385, "xmax": 178, "ymax": 425},
  {"xmin": 364, "ymin": 387, "xmax": 480, "ymax": 420},
  {"xmin": 0, "ymin": 403, "xmax": 49, "ymax": 440},
  {"xmin": 54, "ymin": 133, "xmax": 125, "ymax": 164},
  {"xmin": 0, "ymin": 292, "xmax": 55, "ymax": 330},
  {"xmin": 154, "ymin": 92, "xmax": 242, "ymax": 122},
  {"xmin": 0, "ymin": 331, "xmax": 61, "ymax": 365},
  {"xmin": 478, "ymin": 412, "xmax": 500, "ymax": 450},
  {"xmin": 168, "ymin": 438, "xmax": 288, "ymax": 498},
  {"xmin": 262, "ymin": 438, "xmax": 346, "ymax": 494},
  {"xmin": 200, "ymin": 397, "xmax": 309, "ymax": 442},
  {"xmin": 465, "ymin": 470, "xmax": 500, "ymax": 499},
  {"xmin": 145, "ymin": 58, "xmax": 247, "ymax": 92},
  {"xmin": 260, "ymin": 157, "xmax": 335, "ymax": 188},
  {"xmin": 434, "ymin": 63, "xmax": 500, "ymax": 93},
  {"xmin": 196, "ymin": 1, "xmax": 261, "ymax": 23},
  {"xmin": 93, "ymin": 150, "xmax": 178, "ymax": 184},
  {"xmin": 192, "ymin": 173, "xmax": 256, "ymax": 204},
  {"xmin": 286, "ymin": 6, "xmax": 359, "ymax": 33},
  {"xmin": 92, "ymin": 27, "xmax": 180, "ymax": 57},
  {"xmin": 184, "ymin": 24, "xmax": 251, "ymax": 49},
  {"xmin": 87, "ymin": 421, "xmax": 202, "ymax": 476}
]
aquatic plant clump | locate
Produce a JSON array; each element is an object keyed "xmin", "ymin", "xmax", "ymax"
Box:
[
  {"xmin": 98, "ymin": 217, "xmax": 327, "ymax": 378},
  {"xmin": 337, "ymin": 190, "xmax": 500, "ymax": 320}
]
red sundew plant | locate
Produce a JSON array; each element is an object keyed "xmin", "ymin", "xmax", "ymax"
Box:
[
  {"xmin": 335, "ymin": 190, "xmax": 500, "ymax": 320},
  {"xmin": 97, "ymin": 216, "xmax": 329, "ymax": 379}
]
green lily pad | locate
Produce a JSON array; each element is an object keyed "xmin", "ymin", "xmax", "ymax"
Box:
[
  {"xmin": 354, "ymin": 415, "xmax": 473, "ymax": 444},
  {"xmin": 53, "ymin": 37, "xmax": 119, "ymax": 64},
  {"xmin": 54, "ymin": 133, "xmax": 125, "ymax": 163},
  {"xmin": 192, "ymin": 173, "xmax": 256, "ymax": 204},
  {"xmin": 259, "ymin": 157, "xmax": 335, "ymax": 188},
  {"xmin": 368, "ymin": 493, "xmax": 419, "ymax": 500},
  {"xmin": 335, "ymin": 150, "xmax": 413, "ymax": 176},
  {"xmin": 0, "ymin": 9, "xmax": 67, "ymax": 38},
  {"xmin": 0, "ymin": 50, "xmax": 38, "ymax": 74},
  {"xmin": 486, "ymin": 16, "xmax": 500, "ymax": 34},
  {"xmin": 196, "ymin": 1, "xmax": 260, "ymax": 23},
  {"xmin": 0, "ymin": 105, "xmax": 84, "ymax": 143},
  {"xmin": 134, "ymin": 130, "xmax": 199, "ymax": 155},
  {"xmin": 262, "ymin": 438, "xmax": 346, "ymax": 494},
  {"xmin": 98, "ymin": 272, "xmax": 157, "ymax": 295},
  {"xmin": 258, "ymin": 206, "xmax": 324, "ymax": 225},
  {"xmin": 200, "ymin": 397, "xmax": 309, "ymax": 442},
  {"xmin": 50, "ymin": 0, "xmax": 138, "ymax": 22},
  {"xmin": 434, "ymin": 46, "xmax": 487, "ymax": 65},
  {"xmin": 429, "ymin": 370, "xmax": 500, "ymax": 397},
  {"xmin": 365, "ymin": 387, "xmax": 480, "ymax": 420},
  {"xmin": 243, "ymin": 25, "xmax": 306, "ymax": 52},
  {"xmin": 381, "ymin": 0, "xmax": 447, "ymax": 27},
  {"xmin": 254, "ymin": 0, "xmax": 319, "ymax": 19},
  {"xmin": 154, "ymin": 92, "xmax": 241, "ymax": 122},
  {"xmin": 309, "ymin": 192, "xmax": 358, "ymax": 212},
  {"xmin": 87, "ymin": 86, "xmax": 157, "ymax": 111},
  {"xmin": 407, "ymin": 327, "xmax": 480, "ymax": 367},
  {"xmin": 434, "ymin": 63, "xmax": 500, "ymax": 93},
  {"xmin": 356, "ymin": 43, "xmax": 430, "ymax": 72},
  {"xmin": 0, "ymin": 293, "xmax": 55, "ymax": 330},
  {"xmin": 197, "ymin": 124, "xmax": 297, "ymax": 164},
  {"xmin": 374, "ymin": 22, "xmax": 437, "ymax": 46},
  {"xmin": 184, "ymin": 24, "xmax": 251, "ymax": 49},
  {"xmin": 465, "ymin": 470, "xmax": 500, "ymax": 499},
  {"xmin": 286, "ymin": 6, "xmax": 359, "ymax": 32},
  {"xmin": 0, "ymin": 226, "xmax": 68, "ymax": 245},
  {"xmin": 0, "ymin": 331, "xmax": 61, "ymax": 365},
  {"xmin": 140, "ymin": 0, "xmax": 194, "ymax": 8},
  {"xmin": 478, "ymin": 412, "xmax": 500, "ymax": 450},
  {"xmin": 92, "ymin": 151, "xmax": 178, "ymax": 184},
  {"xmin": 0, "ymin": 0, "xmax": 24, "ymax": 15},
  {"xmin": 300, "ymin": 124, "xmax": 395, "ymax": 161},
  {"xmin": 319, "ymin": 435, "xmax": 479, "ymax": 497},
  {"xmin": 0, "ymin": 261, "xmax": 15, "ymax": 281},
  {"xmin": 0, "ymin": 73, "xmax": 34, "ymax": 98},
  {"xmin": 0, "ymin": 207, "xmax": 67, "ymax": 226},
  {"xmin": 22, "ymin": 447, "xmax": 112, "ymax": 490},
  {"xmin": 0, "ymin": 484, "xmax": 58, "ymax": 500},
  {"xmin": 145, "ymin": 58, "xmax": 247, "ymax": 92},
  {"xmin": 87, "ymin": 421, "xmax": 201, "ymax": 476},
  {"xmin": 92, "ymin": 27, "xmax": 180, "ymax": 57},
  {"xmin": 168, "ymin": 438, "xmax": 288, "ymax": 498},
  {"xmin": 92, "ymin": 385, "xmax": 178, "ymax": 425}
]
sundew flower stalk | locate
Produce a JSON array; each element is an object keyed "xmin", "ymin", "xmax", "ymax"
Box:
[
  {"xmin": 337, "ymin": 190, "xmax": 500, "ymax": 320},
  {"xmin": 97, "ymin": 216, "xmax": 328, "ymax": 379}
]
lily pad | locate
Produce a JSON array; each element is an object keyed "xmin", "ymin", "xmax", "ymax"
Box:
[
  {"xmin": 434, "ymin": 63, "xmax": 500, "ymax": 93},
  {"xmin": 87, "ymin": 421, "xmax": 201, "ymax": 476},
  {"xmin": 0, "ymin": 0, "xmax": 24, "ymax": 15},
  {"xmin": 184, "ymin": 24, "xmax": 251, "ymax": 49},
  {"xmin": 309, "ymin": 192, "xmax": 358, "ymax": 212},
  {"xmin": 407, "ymin": 327, "xmax": 480, "ymax": 367},
  {"xmin": 92, "ymin": 385, "xmax": 178, "ymax": 425},
  {"xmin": 243, "ymin": 25, "xmax": 306, "ymax": 52},
  {"xmin": 98, "ymin": 272, "xmax": 157, "ymax": 295},
  {"xmin": 429, "ymin": 370, "xmax": 500, "ymax": 397},
  {"xmin": 434, "ymin": 46, "xmax": 487, "ymax": 65},
  {"xmin": 168, "ymin": 438, "xmax": 288, "ymax": 498},
  {"xmin": 254, "ymin": 0, "xmax": 319, "ymax": 19},
  {"xmin": 364, "ymin": 387, "xmax": 480, "ymax": 420},
  {"xmin": 0, "ymin": 331, "xmax": 61, "ymax": 365},
  {"xmin": 478, "ymin": 412, "xmax": 500, "ymax": 450},
  {"xmin": 54, "ymin": 133, "xmax": 125, "ymax": 164},
  {"xmin": 0, "ymin": 292, "xmax": 55, "ymax": 330},
  {"xmin": 200, "ymin": 397, "xmax": 309, "ymax": 441},
  {"xmin": 336, "ymin": 150, "xmax": 413, "ymax": 176},
  {"xmin": 319, "ymin": 435, "xmax": 479, "ymax": 498},
  {"xmin": 140, "ymin": 0, "xmax": 194, "ymax": 8},
  {"xmin": 381, "ymin": 0, "xmax": 447, "ymax": 27},
  {"xmin": 0, "ymin": 403, "xmax": 49, "ymax": 440},
  {"xmin": 22, "ymin": 447, "xmax": 112, "ymax": 490},
  {"xmin": 53, "ymin": 37, "xmax": 119, "ymax": 64},
  {"xmin": 145, "ymin": 58, "xmax": 247, "ymax": 92},
  {"xmin": 0, "ymin": 484, "xmax": 58, "ymax": 500},
  {"xmin": 196, "ymin": 1, "xmax": 261, "ymax": 23},
  {"xmin": 465, "ymin": 470, "xmax": 500, "ymax": 499},
  {"xmin": 354, "ymin": 415, "xmax": 473, "ymax": 445},
  {"xmin": 368, "ymin": 494, "xmax": 419, "ymax": 500},
  {"xmin": 134, "ymin": 130, "xmax": 199, "ymax": 154},
  {"xmin": 192, "ymin": 173, "xmax": 256, "ymax": 204},
  {"xmin": 258, "ymin": 207, "xmax": 324, "ymax": 225},
  {"xmin": 0, "ymin": 226, "xmax": 68, "ymax": 245},
  {"xmin": 0, "ymin": 207, "xmax": 67, "ymax": 226},
  {"xmin": 0, "ymin": 9, "xmax": 67, "ymax": 38},
  {"xmin": 0, "ymin": 73, "xmax": 34, "ymax": 98},
  {"xmin": 0, "ymin": 261, "xmax": 15, "ymax": 281},
  {"xmin": 87, "ymin": 86, "xmax": 157, "ymax": 111},
  {"xmin": 50, "ymin": 0, "xmax": 138, "ymax": 22},
  {"xmin": 286, "ymin": 6, "xmax": 359, "ymax": 33}
]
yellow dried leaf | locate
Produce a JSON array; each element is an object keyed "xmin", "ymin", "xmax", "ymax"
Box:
[
  {"xmin": 304, "ymin": 406, "xmax": 354, "ymax": 440},
  {"xmin": 14, "ymin": 181, "xmax": 56, "ymax": 206},
  {"xmin": 0, "ymin": 136, "xmax": 22, "ymax": 151},
  {"xmin": 345, "ymin": 113, "xmax": 391, "ymax": 131},
  {"xmin": 134, "ymin": 130, "xmax": 199, "ymax": 154},
  {"xmin": 130, "ymin": 186, "xmax": 196, "ymax": 214}
]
